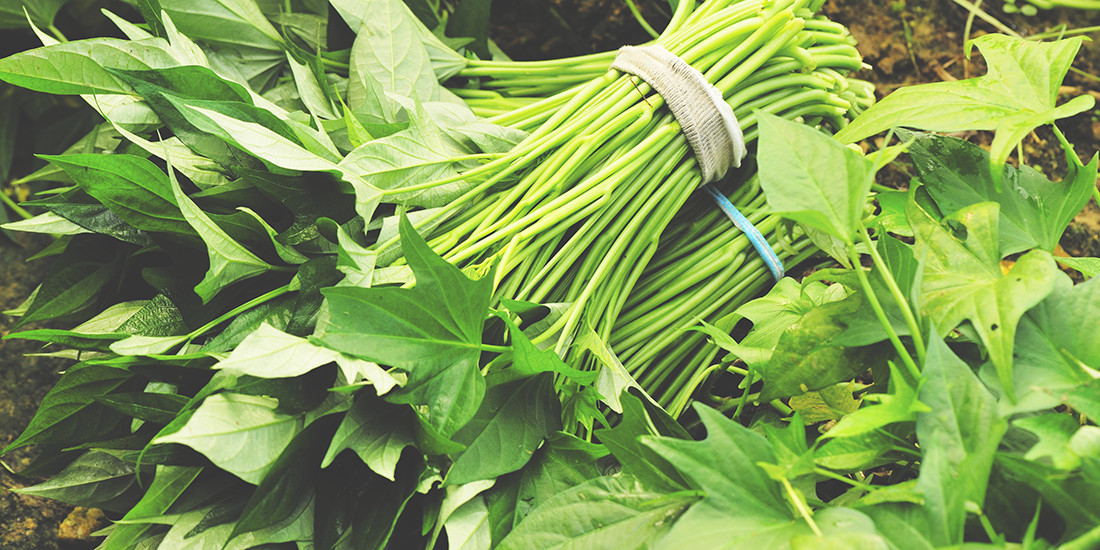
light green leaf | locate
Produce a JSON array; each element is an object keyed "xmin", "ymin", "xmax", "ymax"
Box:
[
  {"xmin": 169, "ymin": 99, "xmax": 341, "ymax": 172},
  {"xmin": 909, "ymin": 199, "xmax": 1060, "ymax": 399},
  {"xmin": 158, "ymin": 0, "xmax": 283, "ymax": 51},
  {"xmin": 347, "ymin": 6, "xmax": 441, "ymax": 104},
  {"xmin": 446, "ymin": 495, "xmax": 492, "ymax": 550},
  {"xmin": 915, "ymin": 337, "xmax": 1007, "ymax": 546},
  {"xmin": 286, "ymin": 52, "xmax": 338, "ymax": 120},
  {"xmin": 214, "ymin": 323, "xmax": 340, "ymax": 378},
  {"xmin": 109, "ymin": 334, "xmax": 188, "ymax": 356},
  {"xmin": 166, "ymin": 157, "xmax": 271, "ymax": 303},
  {"xmin": 2, "ymin": 211, "xmax": 91, "ymax": 235},
  {"xmin": 836, "ymin": 35, "xmax": 1093, "ymax": 188},
  {"xmin": 338, "ymin": 109, "xmax": 471, "ymax": 207},
  {"xmin": 157, "ymin": 494, "xmax": 313, "ymax": 549},
  {"xmin": 575, "ymin": 325, "xmax": 644, "ymax": 414},
  {"xmin": 1056, "ymin": 256, "xmax": 1100, "ymax": 278},
  {"xmin": 73, "ymin": 301, "xmax": 150, "ymax": 333},
  {"xmin": 153, "ymin": 393, "xmax": 303, "ymax": 484},
  {"xmin": 321, "ymin": 395, "xmax": 414, "ymax": 480},
  {"xmin": 757, "ymin": 111, "xmax": 874, "ymax": 243},
  {"xmin": 1014, "ymin": 413, "xmax": 1087, "ymax": 471},
  {"xmin": 788, "ymin": 381, "xmax": 861, "ymax": 424},
  {"xmin": 0, "ymin": 37, "xmax": 177, "ymax": 95},
  {"xmin": 331, "ymin": 0, "xmax": 467, "ymax": 82}
]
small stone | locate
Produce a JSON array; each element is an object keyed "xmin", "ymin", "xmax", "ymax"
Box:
[{"xmin": 56, "ymin": 507, "xmax": 108, "ymax": 542}]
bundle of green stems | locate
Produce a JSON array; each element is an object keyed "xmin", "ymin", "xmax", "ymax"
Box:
[{"xmin": 378, "ymin": 0, "xmax": 873, "ymax": 413}]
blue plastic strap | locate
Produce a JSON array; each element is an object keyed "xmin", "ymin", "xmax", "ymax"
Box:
[{"xmin": 702, "ymin": 183, "xmax": 784, "ymax": 281}]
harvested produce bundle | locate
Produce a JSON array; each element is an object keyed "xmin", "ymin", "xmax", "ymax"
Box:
[{"xmin": 374, "ymin": 0, "xmax": 871, "ymax": 399}]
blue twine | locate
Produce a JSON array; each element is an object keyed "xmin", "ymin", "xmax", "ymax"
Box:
[{"xmin": 702, "ymin": 183, "xmax": 784, "ymax": 281}]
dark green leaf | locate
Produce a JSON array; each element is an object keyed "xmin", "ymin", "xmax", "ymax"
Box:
[
  {"xmin": 447, "ymin": 373, "xmax": 561, "ymax": 485},
  {"xmin": 3, "ymin": 364, "xmax": 132, "ymax": 453},
  {"xmin": 995, "ymin": 454, "xmax": 1100, "ymax": 541},
  {"xmin": 315, "ymin": 214, "xmax": 492, "ymax": 436},
  {"xmin": 497, "ymin": 475, "xmax": 696, "ymax": 550},
  {"xmin": 904, "ymin": 131, "xmax": 1097, "ymax": 255},
  {"xmin": 643, "ymin": 405, "xmax": 791, "ymax": 538},
  {"xmin": 915, "ymin": 336, "xmax": 1007, "ymax": 546},
  {"xmin": 321, "ymin": 393, "xmax": 415, "ymax": 481},
  {"xmin": 14, "ymin": 450, "xmax": 139, "ymax": 512},
  {"xmin": 96, "ymin": 392, "xmax": 189, "ymax": 425},
  {"xmin": 759, "ymin": 289, "xmax": 889, "ymax": 402},
  {"xmin": 596, "ymin": 390, "xmax": 690, "ymax": 492},
  {"xmin": 5, "ymin": 328, "xmax": 125, "ymax": 351},
  {"xmin": 446, "ymin": 0, "xmax": 492, "ymax": 58}
]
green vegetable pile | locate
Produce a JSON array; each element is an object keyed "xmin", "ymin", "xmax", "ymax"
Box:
[{"xmin": 1, "ymin": 0, "xmax": 1099, "ymax": 548}]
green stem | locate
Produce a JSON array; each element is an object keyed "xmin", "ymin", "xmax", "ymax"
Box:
[
  {"xmin": 185, "ymin": 278, "xmax": 301, "ymax": 344},
  {"xmin": 47, "ymin": 24, "xmax": 68, "ymax": 43},
  {"xmin": 812, "ymin": 467, "xmax": 876, "ymax": 491},
  {"xmin": 624, "ymin": 0, "xmax": 661, "ymax": 38},
  {"xmin": 859, "ymin": 226, "xmax": 925, "ymax": 364},
  {"xmin": 0, "ymin": 190, "xmax": 32, "ymax": 220},
  {"xmin": 846, "ymin": 242, "xmax": 921, "ymax": 379},
  {"xmin": 780, "ymin": 476, "xmax": 822, "ymax": 537}
]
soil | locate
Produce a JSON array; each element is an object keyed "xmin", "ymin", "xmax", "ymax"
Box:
[{"xmin": 2, "ymin": 1, "xmax": 1099, "ymax": 548}]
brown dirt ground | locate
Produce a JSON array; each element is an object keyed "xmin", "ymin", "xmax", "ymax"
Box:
[{"xmin": 2, "ymin": 1, "xmax": 1100, "ymax": 548}]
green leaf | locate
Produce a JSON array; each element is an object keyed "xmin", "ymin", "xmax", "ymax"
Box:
[
  {"xmin": 496, "ymin": 475, "xmax": 696, "ymax": 550},
  {"xmin": 836, "ymin": 35, "xmax": 1093, "ymax": 188},
  {"xmin": 994, "ymin": 454, "xmax": 1100, "ymax": 541},
  {"xmin": 152, "ymin": 393, "xmax": 303, "ymax": 484},
  {"xmin": 787, "ymin": 382, "xmax": 861, "ymax": 424},
  {"xmin": 446, "ymin": 0, "xmax": 493, "ymax": 59},
  {"xmin": 166, "ymin": 157, "xmax": 272, "ymax": 303},
  {"xmin": 3, "ymin": 364, "xmax": 132, "ymax": 453},
  {"xmin": 904, "ymin": 131, "xmax": 1097, "ymax": 255},
  {"xmin": 595, "ymin": 390, "xmax": 691, "ymax": 493},
  {"xmin": 487, "ymin": 432, "xmax": 608, "ymax": 542},
  {"xmin": 820, "ymin": 361, "xmax": 929, "ymax": 441},
  {"xmin": 759, "ymin": 289, "xmax": 889, "ymax": 402},
  {"xmin": 338, "ymin": 110, "xmax": 471, "ymax": 208},
  {"xmin": 119, "ymin": 465, "xmax": 203, "ymax": 521},
  {"xmin": 860, "ymin": 503, "xmax": 935, "ymax": 550},
  {"xmin": 5, "ymin": 328, "xmax": 125, "ymax": 351},
  {"xmin": 992, "ymin": 277, "xmax": 1095, "ymax": 414},
  {"xmin": 158, "ymin": 0, "xmax": 283, "ymax": 51},
  {"xmin": 1, "ymin": 211, "xmax": 91, "ymax": 235},
  {"xmin": 1056, "ymin": 256, "xmax": 1100, "ymax": 279},
  {"xmin": 1014, "ymin": 413, "xmax": 1086, "ymax": 471},
  {"xmin": 157, "ymin": 494, "xmax": 314, "ymax": 549},
  {"xmin": 15, "ymin": 236, "xmax": 123, "ymax": 325},
  {"xmin": 642, "ymin": 405, "xmax": 791, "ymax": 538},
  {"xmin": 0, "ymin": 38, "xmax": 177, "ymax": 95},
  {"xmin": 447, "ymin": 373, "xmax": 561, "ymax": 485},
  {"xmin": 42, "ymin": 153, "xmax": 195, "ymax": 237},
  {"xmin": 915, "ymin": 336, "xmax": 1007, "ymax": 546},
  {"xmin": 321, "ymin": 394, "xmax": 415, "ymax": 481},
  {"xmin": 96, "ymin": 392, "xmax": 189, "ymax": 425},
  {"xmin": 167, "ymin": 97, "xmax": 341, "ymax": 173},
  {"xmin": 489, "ymin": 314, "xmax": 597, "ymax": 386},
  {"xmin": 14, "ymin": 450, "xmax": 137, "ymax": 512},
  {"xmin": 0, "ymin": 0, "xmax": 67, "ymax": 29},
  {"xmin": 757, "ymin": 111, "xmax": 874, "ymax": 243},
  {"xmin": 315, "ymin": 214, "xmax": 492, "ymax": 436},
  {"xmin": 909, "ymin": 199, "xmax": 1060, "ymax": 399},
  {"xmin": 331, "ymin": 0, "xmax": 467, "ymax": 82},
  {"xmin": 445, "ymin": 493, "xmax": 492, "ymax": 550}
]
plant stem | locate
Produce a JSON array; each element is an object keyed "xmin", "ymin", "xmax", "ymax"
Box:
[
  {"xmin": 858, "ymin": 226, "xmax": 925, "ymax": 364},
  {"xmin": 186, "ymin": 278, "xmax": 301, "ymax": 344},
  {"xmin": 0, "ymin": 190, "xmax": 32, "ymax": 220},
  {"xmin": 781, "ymin": 476, "xmax": 822, "ymax": 537},
  {"xmin": 846, "ymin": 242, "xmax": 921, "ymax": 379}
]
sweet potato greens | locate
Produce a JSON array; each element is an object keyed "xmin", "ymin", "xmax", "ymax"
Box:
[{"xmin": 1, "ymin": 0, "xmax": 1098, "ymax": 548}]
